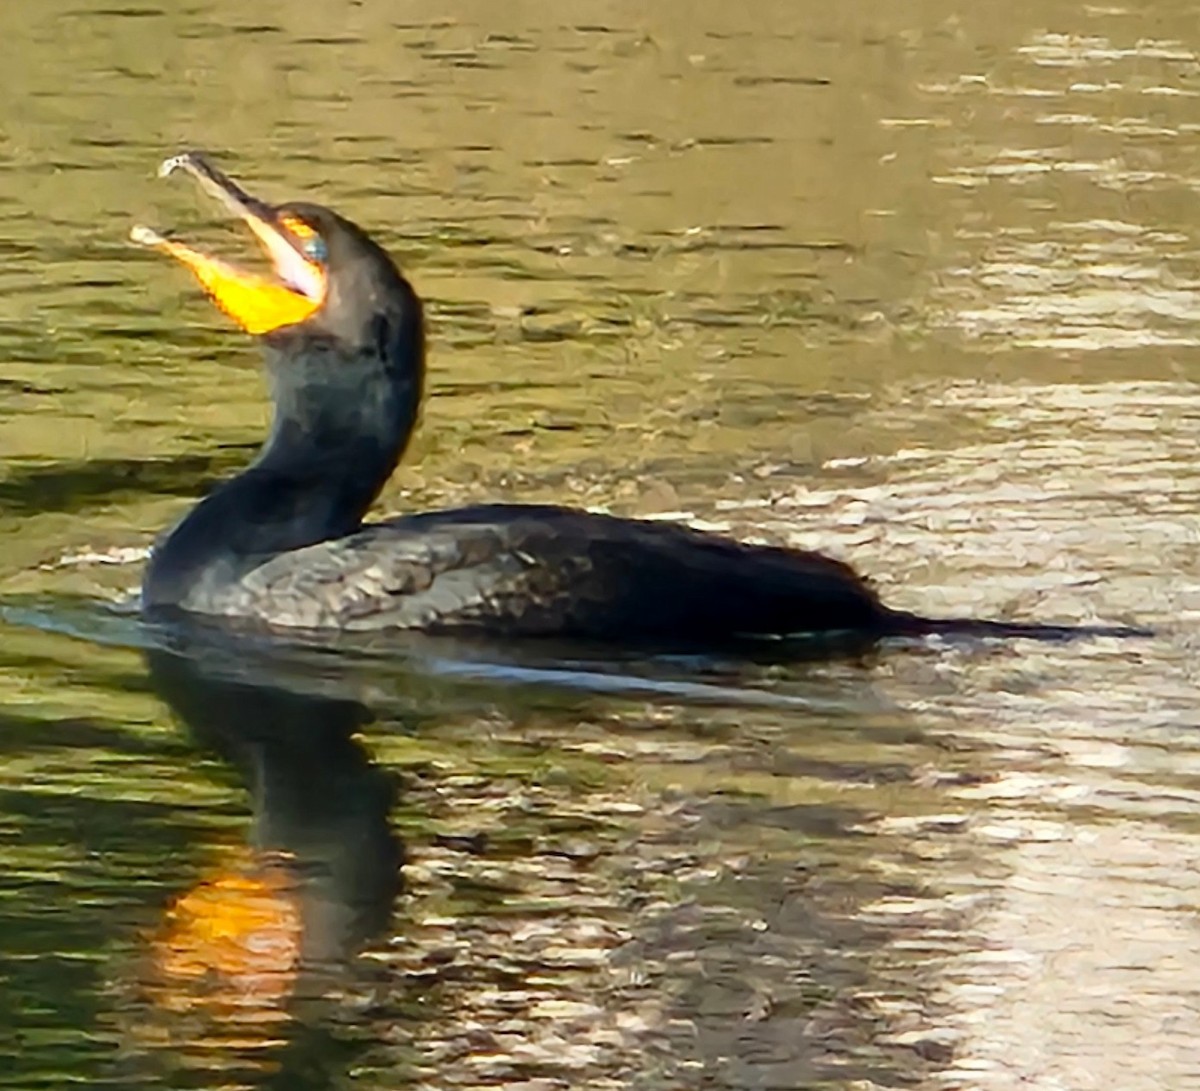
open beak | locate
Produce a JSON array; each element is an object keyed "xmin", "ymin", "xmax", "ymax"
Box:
[{"xmin": 131, "ymin": 152, "xmax": 326, "ymax": 335}]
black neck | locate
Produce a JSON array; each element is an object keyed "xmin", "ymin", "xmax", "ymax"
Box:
[{"xmin": 143, "ymin": 325, "xmax": 423, "ymax": 612}]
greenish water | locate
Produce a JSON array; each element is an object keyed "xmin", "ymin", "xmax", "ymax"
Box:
[{"xmin": 1, "ymin": 2, "xmax": 1199, "ymax": 1088}]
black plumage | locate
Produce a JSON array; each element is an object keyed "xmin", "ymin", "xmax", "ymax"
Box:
[{"xmin": 136, "ymin": 153, "xmax": 1147, "ymax": 646}]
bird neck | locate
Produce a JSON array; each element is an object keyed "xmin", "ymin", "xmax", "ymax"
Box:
[{"xmin": 142, "ymin": 345, "xmax": 423, "ymax": 612}]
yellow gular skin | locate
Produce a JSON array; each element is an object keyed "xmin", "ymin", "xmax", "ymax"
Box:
[{"xmin": 154, "ymin": 236, "xmax": 321, "ymax": 335}]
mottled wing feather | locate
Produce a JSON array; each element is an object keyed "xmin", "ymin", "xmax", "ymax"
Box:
[{"xmin": 220, "ymin": 505, "xmax": 885, "ymax": 637}]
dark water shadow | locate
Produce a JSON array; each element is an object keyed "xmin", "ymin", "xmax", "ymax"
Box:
[
  {"xmin": 145, "ymin": 640, "xmax": 404, "ymax": 966},
  {"xmin": 0, "ymin": 593, "xmax": 898, "ymax": 719},
  {"xmin": 0, "ymin": 448, "xmax": 257, "ymax": 515},
  {"xmin": 111, "ymin": 629, "xmax": 405, "ymax": 1084}
]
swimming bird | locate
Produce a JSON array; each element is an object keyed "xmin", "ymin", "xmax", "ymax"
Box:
[{"xmin": 132, "ymin": 153, "xmax": 1145, "ymax": 645}]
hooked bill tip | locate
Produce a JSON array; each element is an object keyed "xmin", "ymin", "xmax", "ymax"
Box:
[{"xmin": 157, "ymin": 154, "xmax": 191, "ymax": 179}]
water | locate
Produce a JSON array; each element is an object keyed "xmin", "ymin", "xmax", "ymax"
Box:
[{"xmin": 1, "ymin": 2, "xmax": 1199, "ymax": 1087}]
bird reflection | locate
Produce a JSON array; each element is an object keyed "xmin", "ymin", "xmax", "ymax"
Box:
[{"xmin": 138, "ymin": 632, "xmax": 404, "ymax": 1038}]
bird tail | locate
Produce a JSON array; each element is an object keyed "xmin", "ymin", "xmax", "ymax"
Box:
[{"xmin": 880, "ymin": 609, "xmax": 1153, "ymax": 642}]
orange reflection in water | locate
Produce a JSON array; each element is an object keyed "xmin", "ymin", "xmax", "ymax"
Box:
[{"xmin": 147, "ymin": 850, "xmax": 304, "ymax": 1025}]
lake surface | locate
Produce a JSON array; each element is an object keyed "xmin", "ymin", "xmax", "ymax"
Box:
[{"xmin": 1, "ymin": 2, "xmax": 1199, "ymax": 1088}]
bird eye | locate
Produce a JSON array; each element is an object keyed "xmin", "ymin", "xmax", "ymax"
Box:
[
  {"xmin": 304, "ymin": 235, "xmax": 328, "ymax": 263},
  {"xmin": 280, "ymin": 214, "xmax": 327, "ymax": 264}
]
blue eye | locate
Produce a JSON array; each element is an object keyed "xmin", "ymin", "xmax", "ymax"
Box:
[
  {"xmin": 304, "ymin": 235, "xmax": 328, "ymax": 263},
  {"xmin": 280, "ymin": 214, "xmax": 327, "ymax": 264}
]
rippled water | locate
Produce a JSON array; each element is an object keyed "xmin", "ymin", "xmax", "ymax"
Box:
[{"xmin": 1, "ymin": 2, "xmax": 1199, "ymax": 1088}]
